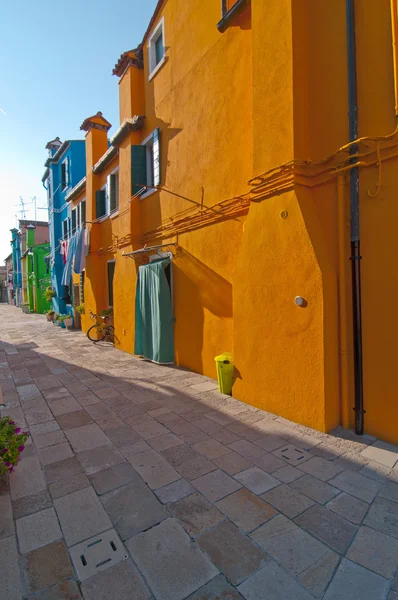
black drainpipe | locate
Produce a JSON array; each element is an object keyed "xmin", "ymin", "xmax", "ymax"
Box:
[{"xmin": 346, "ymin": 0, "xmax": 364, "ymax": 435}]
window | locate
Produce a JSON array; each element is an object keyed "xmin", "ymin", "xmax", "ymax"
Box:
[
  {"xmin": 107, "ymin": 261, "xmax": 115, "ymax": 307},
  {"xmin": 107, "ymin": 169, "xmax": 119, "ymax": 214},
  {"xmin": 61, "ymin": 157, "xmax": 69, "ymax": 190},
  {"xmin": 148, "ymin": 17, "xmax": 165, "ymax": 79},
  {"xmin": 63, "ymin": 285, "xmax": 71, "ymax": 305},
  {"xmin": 218, "ymin": 0, "xmax": 247, "ymax": 31},
  {"xmin": 71, "ymin": 208, "xmax": 77, "ymax": 234},
  {"xmin": 62, "ymin": 219, "xmax": 69, "ymax": 240},
  {"xmin": 96, "ymin": 186, "xmax": 107, "ymax": 220},
  {"xmin": 131, "ymin": 129, "xmax": 161, "ymax": 198}
]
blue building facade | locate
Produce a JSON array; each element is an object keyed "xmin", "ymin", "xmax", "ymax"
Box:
[
  {"xmin": 10, "ymin": 229, "xmax": 22, "ymax": 306},
  {"xmin": 42, "ymin": 138, "xmax": 86, "ymax": 315}
]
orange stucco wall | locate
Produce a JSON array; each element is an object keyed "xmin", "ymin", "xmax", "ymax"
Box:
[{"xmin": 77, "ymin": 0, "xmax": 398, "ymax": 442}]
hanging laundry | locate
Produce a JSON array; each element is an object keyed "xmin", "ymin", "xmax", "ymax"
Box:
[
  {"xmin": 60, "ymin": 240, "xmax": 69, "ymax": 265},
  {"xmin": 61, "ymin": 234, "xmax": 77, "ymax": 286},
  {"xmin": 73, "ymin": 228, "xmax": 86, "ymax": 274},
  {"xmin": 84, "ymin": 227, "xmax": 90, "ymax": 256}
]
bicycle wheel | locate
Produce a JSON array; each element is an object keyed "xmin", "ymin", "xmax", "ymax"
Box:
[
  {"xmin": 87, "ymin": 324, "xmax": 106, "ymax": 342},
  {"xmin": 104, "ymin": 326, "xmax": 115, "ymax": 343}
]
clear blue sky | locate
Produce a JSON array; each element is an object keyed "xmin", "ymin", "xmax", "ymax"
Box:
[{"xmin": 0, "ymin": 0, "xmax": 158, "ymax": 261}]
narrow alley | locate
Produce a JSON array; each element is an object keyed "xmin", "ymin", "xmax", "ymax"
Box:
[{"xmin": 1, "ymin": 304, "xmax": 398, "ymax": 600}]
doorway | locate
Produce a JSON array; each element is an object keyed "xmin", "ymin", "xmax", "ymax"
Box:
[{"xmin": 134, "ymin": 258, "xmax": 174, "ymax": 363}]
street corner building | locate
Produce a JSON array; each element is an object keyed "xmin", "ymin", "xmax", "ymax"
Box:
[
  {"xmin": 42, "ymin": 137, "xmax": 86, "ymax": 319},
  {"xmin": 43, "ymin": 0, "xmax": 398, "ymax": 445},
  {"xmin": 5, "ymin": 221, "xmax": 51, "ymax": 314}
]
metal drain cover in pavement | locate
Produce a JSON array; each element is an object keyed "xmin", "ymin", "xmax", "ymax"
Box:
[
  {"xmin": 69, "ymin": 529, "xmax": 128, "ymax": 581},
  {"xmin": 273, "ymin": 444, "xmax": 311, "ymax": 465}
]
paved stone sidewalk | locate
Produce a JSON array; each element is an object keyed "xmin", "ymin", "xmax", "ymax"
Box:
[{"xmin": 1, "ymin": 304, "xmax": 398, "ymax": 599}]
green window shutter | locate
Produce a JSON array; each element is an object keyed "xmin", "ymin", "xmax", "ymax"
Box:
[
  {"xmin": 81, "ymin": 200, "xmax": 86, "ymax": 225},
  {"xmin": 153, "ymin": 128, "xmax": 160, "ymax": 187},
  {"xmin": 71, "ymin": 209, "xmax": 76, "ymax": 233},
  {"xmin": 96, "ymin": 190, "xmax": 106, "ymax": 219},
  {"xmin": 131, "ymin": 145, "xmax": 147, "ymax": 196},
  {"xmin": 108, "ymin": 173, "xmax": 118, "ymax": 213}
]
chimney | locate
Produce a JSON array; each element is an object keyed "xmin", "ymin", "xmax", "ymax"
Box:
[
  {"xmin": 45, "ymin": 137, "xmax": 62, "ymax": 157},
  {"xmin": 80, "ymin": 112, "xmax": 112, "ymax": 226}
]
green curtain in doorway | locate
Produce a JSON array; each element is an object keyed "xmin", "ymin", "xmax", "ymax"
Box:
[{"xmin": 134, "ymin": 259, "xmax": 174, "ymax": 363}]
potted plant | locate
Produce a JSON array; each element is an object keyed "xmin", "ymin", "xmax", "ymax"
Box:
[
  {"xmin": 59, "ymin": 314, "xmax": 73, "ymax": 328},
  {"xmin": 75, "ymin": 303, "xmax": 85, "ymax": 315},
  {"xmin": 0, "ymin": 417, "xmax": 30, "ymax": 475},
  {"xmin": 45, "ymin": 309, "xmax": 55, "ymax": 322},
  {"xmin": 43, "ymin": 286, "xmax": 56, "ymax": 303},
  {"xmin": 53, "ymin": 313, "xmax": 60, "ymax": 326}
]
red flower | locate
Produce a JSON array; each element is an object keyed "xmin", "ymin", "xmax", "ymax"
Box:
[{"xmin": 18, "ymin": 445, "xmax": 25, "ymax": 452}]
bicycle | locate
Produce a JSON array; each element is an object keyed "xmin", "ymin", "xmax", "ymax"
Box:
[{"xmin": 87, "ymin": 310, "xmax": 115, "ymax": 343}]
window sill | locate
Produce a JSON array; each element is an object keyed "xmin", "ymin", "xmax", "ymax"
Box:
[
  {"xmin": 140, "ymin": 188, "xmax": 158, "ymax": 201},
  {"xmin": 110, "ymin": 210, "xmax": 119, "ymax": 219},
  {"xmin": 96, "ymin": 215, "xmax": 109, "ymax": 223},
  {"xmin": 217, "ymin": 0, "xmax": 247, "ymax": 32},
  {"xmin": 148, "ymin": 55, "xmax": 166, "ymax": 81}
]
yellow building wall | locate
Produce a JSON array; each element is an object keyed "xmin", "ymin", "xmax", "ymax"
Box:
[
  {"xmin": 355, "ymin": 0, "xmax": 398, "ymax": 442},
  {"xmin": 78, "ymin": 0, "xmax": 398, "ymax": 442}
]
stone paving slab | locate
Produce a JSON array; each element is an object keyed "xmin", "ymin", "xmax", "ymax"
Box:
[
  {"xmin": 187, "ymin": 574, "xmax": 244, "ymax": 599},
  {"xmin": 54, "ymin": 487, "xmax": 112, "ymax": 547},
  {"xmin": 12, "ymin": 489, "xmax": 52, "ymax": 520},
  {"xmin": 323, "ymin": 559, "xmax": 390, "ymax": 600},
  {"xmin": 101, "ymin": 480, "xmax": 168, "ymax": 540},
  {"xmin": 80, "ymin": 559, "xmax": 151, "ymax": 600},
  {"xmin": 0, "ymin": 535, "xmax": 22, "ymax": 600},
  {"xmin": 238, "ymin": 561, "xmax": 314, "ymax": 600},
  {"xmin": 198, "ymin": 520, "xmax": 267, "ymax": 586},
  {"xmin": 294, "ymin": 504, "xmax": 357, "ymax": 554},
  {"xmin": 251, "ymin": 514, "xmax": 339, "ymax": 597},
  {"xmin": 16, "ymin": 507, "xmax": 62, "ymax": 554},
  {"xmin": 22, "ymin": 540, "xmax": 74, "ymax": 594},
  {"xmin": 3, "ymin": 305, "xmax": 398, "ymax": 599},
  {"xmin": 326, "ymin": 492, "xmax": 369, "ymax": 525},
  {"xmin": 0, "ymin": 492, "xmax": 15, "ymax": 539},
  {"xmin": 169, "ymin": 492, "xmax": 224, "ymax": 537},
  {"xmin": 127, "ymin": 518, "xmax": 218, "ymax": 600}
]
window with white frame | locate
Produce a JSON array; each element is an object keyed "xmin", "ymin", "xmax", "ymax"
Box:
[
  {"xmin": 141, "ymin": 129, "xmax": 160, "ymax": 196},
  {"xmin": 62, "ymin": 219, "xmax": 69, "ymax": 240},
  {"xmin": 148, "ymin": 17, "xmax": 165, "ymax": 78},
  {"xmin": 61, "ymin": 157, "xmax": 70, "ymax": 190},
  {"xmin": 107, "ymin": 168, "xmax": 119, "ymax": 214},
  {"xmin": 75, "ymin": 200, "xmax": 86, "ymax": 229}
]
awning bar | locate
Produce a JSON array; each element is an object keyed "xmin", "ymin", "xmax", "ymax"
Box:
[{"xmin": 122, "ymin": 243, "xmax": 177, "ymax": 259}]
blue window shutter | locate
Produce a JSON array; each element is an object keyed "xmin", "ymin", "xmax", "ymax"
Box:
[
  {"xmin": 153, "ymin": 128, "xmax": 160, "ymax": 187},
  {"xmin": 96, "ymin": 190, "xmax": 106, "ymax": 219},
  {"xmin": 131, "ymin": 145, "xmax": 147, "ymax": 196}
]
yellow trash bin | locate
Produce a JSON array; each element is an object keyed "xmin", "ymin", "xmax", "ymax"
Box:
[{"xmin": 214, "ymin": 352, "xmax": 234, "ymax": 395}]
